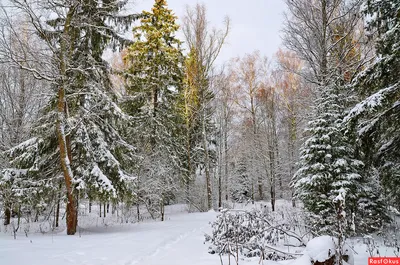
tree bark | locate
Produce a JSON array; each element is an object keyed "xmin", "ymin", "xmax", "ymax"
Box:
[
  {"xmin": 202, "ymin": 110, "xmax": 212, "ymax": 210},
  {"xmin": 218, "ymin": 115, "xmax": 223, "ymax": 208},
  {"xmin": 55, "ymin": 182, "xmax": 61, "ymax": 228},
  {"xmin": 224, "ymin": 120, "xmax": 229, "ymax": 201},
  {"xmin": 136, "ymin": 202, "xmax": 140, "ymax": 222},
  {"xmin": 56, "ymin": 4, "xmax": 78, "ymax": 236},
  {"xmin": 56, "ymin": 87, "xmax": 77, "ymax": 235},
  {"xmin": 4, "ymin": 207, "xmax": 11, "ymax": 226},
  {"xmin": 160, "ymin": 199, "xmax": 165, "ymax": 221}
]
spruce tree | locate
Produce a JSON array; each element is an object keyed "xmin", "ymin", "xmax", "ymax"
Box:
[
  {"xmin": 293, "ymin": 80, "xmax": 364, "ymax": 235},
  {"xmin": 230, "ymin": 158, "xmax": 251, "ymax": 203},
  {"xmin": 285, "ymin": 0, "xmax": 388, "ymax": 235},
  {"xmin": 122, "ymin": 0, "xmax": 184, "ymax": 221},
  {"xmin": 4, "ymin": 0, "xmax": 139, "ymax": 234},
  {"xmin": 346, "ymin": 0, "xmax": 400, "ymax": 211}
]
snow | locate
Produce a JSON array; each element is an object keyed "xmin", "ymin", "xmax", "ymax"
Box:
[
  {"xmin": 286, "ymin": 254, "xmax": 311, "ymax": 265},
  {"xmin": 0, "ymin": 211, "xmax": 220, "ymax": 265},
  {"xmin": 305, "ymin": 236, "xmax": 336, "ymax": 262},
  {"xmin": 1, "ymin": 168, "xmax": 28, "ymax": 181},
  {"xmin": 344, "ymin": 83, "xmax": 399, "ymax": 122},
  {"xmin": 91, "ymin": 164, "xmax": 116, "ymax": 195},
  {"xmin": 0, "ymin": 201, "xmax": 389, "ymax": 265}
]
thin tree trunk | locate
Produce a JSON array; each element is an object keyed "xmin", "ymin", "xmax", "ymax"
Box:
[
  {"xmin": 218, "ymin": 116, "xmax": 223, "ymax": 208},
  {"xmin": 55, "ymin": 199, "xmax": 60, "ymax": 227},
  {"xmin": 202, "ymin": 108, "xmax": 212, "ymax": 210},
  {"xmin": 203, "ymin": 123, "xmax": 212, "ymax": 210},
  {"xmin": 112, "ymin": 203, "xmax": 116, "ymax": 215},
  {"xmin": 136, "ymin": 202, "xmax": 140, "ymax": 222},
  {"xmin": 186, "ymin": 126, "xmax": 192, "ymax": 204},
  {"xmin": 251, "ymin": 184, "xmax": 255, "ymax": 204},
  {"xmin": 224, "ymin": 128, "xmax": 229, "ymax": 201},
  {"xmin": 289, "ymin": 112, "xmax": 297, "ymax": 207},
  {"xmin": 99, "ymin": 202, "xmax": 102, "ymax": 217},
  {"xmin": 270, "ymin": 147, "xmax": 276, "ymax": 212},
  {"xmin": 160, "ymin": 199, "xmax": 165, "ymax": 221},
  {"xmin": 4, "ymin": 207, "xmax": 11, "ymax": 225},
  {"xmin": 267, "ymin": 91, "xmax": 277, "ymax": 212},
  {"xmin": 55, "ymin": 182, "xmax": 61, "ymax": 227}
]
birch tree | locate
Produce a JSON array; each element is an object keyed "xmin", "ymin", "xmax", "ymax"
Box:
[
  {"xmin": 181, "ymin": 3, "xmax": 229, "ymax": 210},
  {"xmin": 229, "ymin": 51, "xmax": 268, "ymax": 201}
]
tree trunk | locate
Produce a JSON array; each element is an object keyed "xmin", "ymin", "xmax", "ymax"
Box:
[
  {"xmin": 289, "ymin": 113, "xmax": 297, "ymax": 208},
  {"xmin": 271, "ymin": 185, "xmax": 276, "ymax": 212},
  {"xmin": 55, "ymin": 181, "xmax": 62, "ymax": 227},
  {"xmin": 223, "ymin": 93, "xmax": 230, "ymax": 202},
  {"xmin": 186, "ymin": 127, "xmax": 192, "ymax": 204},
  {"xmin": 292, "ymin": 193, "xmax": 296, "ymax": 208},
  {"xmin": 267, "ymin": 91, "xmax": 277, "ymax": 212},
  {"xmin": 160, "ymin": 199, "xmax": 165, "ymax": 221},
  {"xmin": 218, "ymin": 119, "xmax": 223, "ymax": 208},
  {"xmin": 103, "ymin": 203, "xmax": 106, "ymax": 218},
  {"xmin": 218, "ymin": 172, "xmax": 222, "ymax": 208},
  {"xmin": 4, "ymin": 207, "xmax": 11, "ymax": 225},
  {"xmin": 251, "ymin": 184, "xmax": 255, "ymax": 204},
  {"xmin": 99, "ymin": 202, "xmax": 102, "ymax": 217},
  {"xmin": 202, "ymin": 110, "xmax": 212, "ymax": 210},
  {"xmin": 56, "ymin": 87, "xmax": 77, "ymax": 235},
  {"xmin": 136, "ymin": 202, "xmax": 140, "ymax": 222},
  {"xmin": 57, "ymin": 4, "xmax": 78, "ymax": 236}
]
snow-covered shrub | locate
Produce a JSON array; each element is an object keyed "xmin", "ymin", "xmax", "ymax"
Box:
[
  {"xmin": 296, "ymin": 236, "xmax": 354, "ymax": 265},
  {"xmin": 205, "ymin": 207, "xmax": 308, "ymax": 261}
]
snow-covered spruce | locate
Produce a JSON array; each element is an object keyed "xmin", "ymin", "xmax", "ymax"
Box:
[
  {"xmin": 292, "ymin": 80, "xmax": 387, "ymax": 235},
  {"xmin": 2, "ymin": 0, "xmax": 140, "ymax": 233},
  {"xmin": 345, "ymin": 0, "xmax": 400, "ymax": 214}
]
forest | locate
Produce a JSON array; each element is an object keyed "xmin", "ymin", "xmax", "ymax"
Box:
[{"xmin": 0, "ymin": 0, "xmax": 399, "ymax": 264}]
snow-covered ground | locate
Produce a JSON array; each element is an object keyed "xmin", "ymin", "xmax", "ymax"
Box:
[
  {"xmin": 0, "ymin": 210, "xmax": 223, "ymax": 265},
  {"xmin": 0, "ymin": 202, "xmax": 392, "ymax": 265}
]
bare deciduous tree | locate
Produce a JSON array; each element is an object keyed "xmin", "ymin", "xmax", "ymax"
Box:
[{"xmin": 182, "ymin": 3, "xmax": 230, "ymax": 210}]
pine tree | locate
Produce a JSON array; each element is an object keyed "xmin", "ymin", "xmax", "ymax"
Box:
[
  {"xmin": 122, "ymin": 0, "xmax": 184, "ymax": 221},
  {"xmin": 346, "ymin": 0, "xmax": 400, "ymax": 211},
  {"xmin": 4, "ymin": 0, "xmax": 139, "ymax": 234}
]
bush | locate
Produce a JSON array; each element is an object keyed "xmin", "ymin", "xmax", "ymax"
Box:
[{"xmin": 205, "ymin": 207, "xmax": 308, "ymax": 261}]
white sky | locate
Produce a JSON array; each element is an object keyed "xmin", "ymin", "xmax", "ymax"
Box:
[{"xmin": 130, "ymin": 0, "xmax": 287, "ymax": 66}]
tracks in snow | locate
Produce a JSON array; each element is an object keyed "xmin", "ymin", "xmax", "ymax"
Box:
[{"xmin": 128, "ymin": 226, "xmax": 201, "ymax": 265}]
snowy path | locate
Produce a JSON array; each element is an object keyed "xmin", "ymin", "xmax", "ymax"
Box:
[{"xmin": 0, "ymin": 212, "xmax": 223, "ymax": 265}]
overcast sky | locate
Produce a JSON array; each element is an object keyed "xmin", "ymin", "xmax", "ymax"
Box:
[{"xmin": 131, "ymin": 0, "xmax": 287, "ymax": 66}]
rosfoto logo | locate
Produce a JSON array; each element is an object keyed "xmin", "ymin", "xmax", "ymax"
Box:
[{"xmin": 369, "ymin": 257, "xmax": 400, "ymax": 265}]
